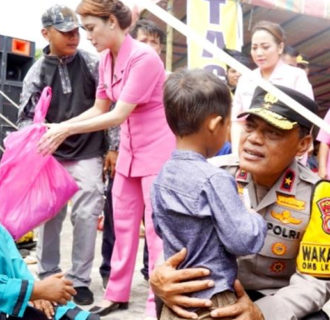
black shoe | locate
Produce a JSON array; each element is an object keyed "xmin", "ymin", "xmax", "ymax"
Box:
[
  {"xmin": 73, "ymin": 287, "xmax": 94, "ymax": 305},
  {"xmin": 89, "ymin": 301, "xmax": 128, "ymax": 316}
]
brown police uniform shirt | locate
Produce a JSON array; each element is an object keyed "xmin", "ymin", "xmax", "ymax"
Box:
[{"xmin": 208, "ymin": 154, "xmax": 330, "ymax": 319}]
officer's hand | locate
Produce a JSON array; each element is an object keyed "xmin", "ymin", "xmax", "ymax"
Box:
[
  {"xmin": 104, "ymin": 150, "xmax": 118, "ymax": 178},
  {"xmin": 210, "ymin": 280, "xmax": 264, "ymax": 319},
  {"xmin": 150, "ymin": 248, "xmax": 213, "ymax": 319}
]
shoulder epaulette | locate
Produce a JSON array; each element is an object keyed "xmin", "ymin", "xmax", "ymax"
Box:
[{"xmin": 208, "ymin": 154, "xmax": 239, "ymax": 168}]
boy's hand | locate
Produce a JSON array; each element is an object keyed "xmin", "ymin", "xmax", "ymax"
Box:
[
  {"xmin": 31, "ymin": 299, "xmax": 55, "ymax": 319},
  {"xmin": 31, "ymin": 273, "xmax": 76, "ymax": 305}
]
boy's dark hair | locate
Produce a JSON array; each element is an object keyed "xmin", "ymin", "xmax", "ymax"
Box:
[
  {"xmin": 130, "ymin": 19, "xmax": 165, "ymax": 44},
  {"xmin": 164, "ymin": 69, "xmax": 231, "ymax": 137}
]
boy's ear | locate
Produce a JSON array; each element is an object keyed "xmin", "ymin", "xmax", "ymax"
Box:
[
  {"xmin": 208, "ymin": 115, "xmax": 222, "ymax": 133},
  {"xmin": 296, "ymin": 134, "xmax": 312, "ymax": 157}
]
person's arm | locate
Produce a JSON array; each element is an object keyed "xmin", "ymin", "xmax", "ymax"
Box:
[
  {"xmin": 0, "ymin": 274, "xmax": 35, "ymax": 317},
  {"xmin": 17, "ymin": 59, "xmax": 44, "ymax": 128},
  {"xmin": 38, "ymin": 98, "xmax": 135, "ymax": 155},
  {"xmin": 150, "ymin": 251, "xmax": 264, "ymax": 320},
  {"xmin": 0, "ymin": 226, "xmax": 35, "ymax": 317},
  {"xmin": 208, "ymin": 173, "xmax": 266, "ymax": 255},
  {"xmin": 254, "ymin": 273, "xmax": 330, "ymax": 320},
  {"xmin": 318, "ymin": 142, "xmax": 329, "ymax": 179}
]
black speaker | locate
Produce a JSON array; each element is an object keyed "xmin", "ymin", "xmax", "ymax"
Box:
[{"xmin": 0, "ymin": 35, "xmax": 35, "ymax": 157}]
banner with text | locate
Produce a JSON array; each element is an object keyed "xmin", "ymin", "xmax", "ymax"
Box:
[{"xmin": 187, "ymin": 0, "xmax": 243, "ymax": 78}]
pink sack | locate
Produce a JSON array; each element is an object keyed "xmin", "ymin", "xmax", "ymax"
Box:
[{"xmin": 0, "ymin": 87, "xmax": 79, "ymax": 239}]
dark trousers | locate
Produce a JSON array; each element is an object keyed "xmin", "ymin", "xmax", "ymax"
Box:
[
  {"xmin": 99, "ymin": 178, "xmax": 115, "ymax": 280},
  {"xmin": 99, "ymin": 176, "xmax": 149, "ymax": 280},
  {"xmin": 2, "ymin": 307, "xmax": 48, "ymax": 320}
]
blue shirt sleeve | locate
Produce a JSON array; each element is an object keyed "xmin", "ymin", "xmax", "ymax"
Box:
[
  {"xmin": 0, "ymin": 225, "xmax": 34, "ymax": 317},
  {"xmin": 205, "ymin": 173, "xmax": 267, "ymax": 255}
]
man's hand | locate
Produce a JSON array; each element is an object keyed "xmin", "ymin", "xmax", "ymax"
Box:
[
  {"xmin": 104, "ymin": 150, "xmax": 118, "ymax": 178},
  {"xmin": 150, "ymin": 248, "xmax": 214, "ymax": 319},
  {"xmin": 210, "ymin": 280, "xmax": 264, "ymax": 320},
  {"xmin": 31, "ymin": 273, "xmax": 76, "ymax": 305},
  {"xmin": 30, "ymin": 299, "xmax": 55, "ymax": 319}
]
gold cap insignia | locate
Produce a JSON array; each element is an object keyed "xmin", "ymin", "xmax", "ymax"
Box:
[{"xmin": 264, "ymin": 92, "xmax": 278, "ymax": 105}]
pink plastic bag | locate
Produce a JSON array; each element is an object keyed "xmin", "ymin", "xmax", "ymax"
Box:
[{"xmin": 0, "ymin": 87, "xmax": 79, "ymax": 239}]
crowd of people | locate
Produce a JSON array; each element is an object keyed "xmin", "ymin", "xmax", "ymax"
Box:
[{"xmin": 0, "ymin": 0, "xmax": 329, "ymax": 320}]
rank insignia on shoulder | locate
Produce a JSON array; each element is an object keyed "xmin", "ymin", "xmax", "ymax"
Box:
[
  {"xmin": 272, "ymin": 242, "xmax": 287, "ymax": 256},
  {"xmin": 280, "ymin": 169, "xmax": 295, "ymax": 192},
  {"xmin": 276, "ymin": 194, "xmax": 305, "ymax": 211},
  {"xmin": 270, "ymin": 261, "xmax": 286, "ymax": 273},
  {"xmin": 271, "ymin": 210, "xmax": 302, "ymax": 225}
]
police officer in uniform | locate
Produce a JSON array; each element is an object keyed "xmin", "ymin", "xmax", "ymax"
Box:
[{"xmin": 150, "ymin": 85, "xmax": 330, "ymax": 320}]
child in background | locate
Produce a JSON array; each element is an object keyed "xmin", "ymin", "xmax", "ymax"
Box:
[
  {"xmin": 0, "ymin": 224, "xmax": 76, "ymax": 320},
  {"xmin": 151, "ymin": 69, "xmax": 266, "ymax": 320}
]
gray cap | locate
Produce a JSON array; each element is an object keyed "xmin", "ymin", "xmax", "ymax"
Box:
[{"xmin": 42, "ymin": 5, "xmax": 79, "ymax": 32}]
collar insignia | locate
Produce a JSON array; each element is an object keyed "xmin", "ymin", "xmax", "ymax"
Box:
[
  {"xmin": 236, "ymin": 169, "xmax": 248, "ymax": 181},
  {"xmin": 280, "ymin": 169, "xmax": 295, "ymax": 192}
]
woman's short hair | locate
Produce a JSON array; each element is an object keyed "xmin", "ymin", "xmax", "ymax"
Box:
[
  {"xmin": 251, "ymin": 20, "xmax": 286, "ymax": 45},
  {"xmin": 164, "ymin": 69, "xmax": 232, "ymax": 137},
  {"xmin": 77, "ymin": 0, "xmax": 131, "ymax": 30}
]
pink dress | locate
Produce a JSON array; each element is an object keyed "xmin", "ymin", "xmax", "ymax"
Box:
[{"xmin": 96, "ymin": 35, "xmax": 175, "ymax": 317}]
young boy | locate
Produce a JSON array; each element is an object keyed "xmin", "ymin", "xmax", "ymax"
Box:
[{"xmin": 151, "ymin": 69, "xmax": 267, "ymax": 320}]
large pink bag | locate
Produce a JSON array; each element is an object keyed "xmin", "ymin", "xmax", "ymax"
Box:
[{"xmin": 0, "ymin": 87, "xmax": 79, "ymax": 239}]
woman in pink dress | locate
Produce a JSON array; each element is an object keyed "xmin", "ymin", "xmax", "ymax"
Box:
[{"xmin": 38, "ymin": 1, "xmax": 175, "ymax": 318}]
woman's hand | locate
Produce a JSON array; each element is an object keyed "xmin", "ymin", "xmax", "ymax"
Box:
[
  {"xmin": 210, "ymin": 280, "xmax": 264, "ymax": 320},
  {"xmin": 38, "ymin": 123, "xmax": 71, "ymax": 156},
  {"xmin": 30, "ymin": 299, "xmax": 55, "ymax": 319},
  {"xmin": 150, "ymin": 248, "xmax": 214, "ymax": 319},
  {"xmin": 104, "ymin": 150, "xmax": 118, "ymax": 178}
]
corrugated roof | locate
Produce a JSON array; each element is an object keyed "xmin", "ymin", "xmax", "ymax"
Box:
[{"xmin": 142, "ymin": 1, "xmax": 330, "ymax": 114}]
